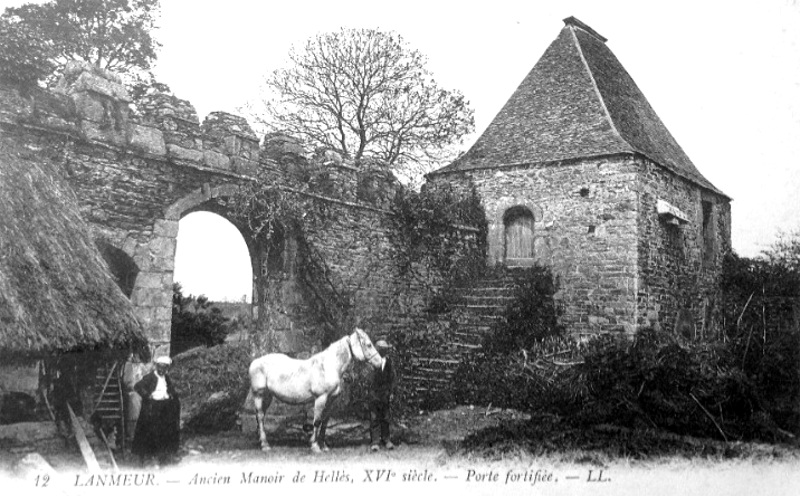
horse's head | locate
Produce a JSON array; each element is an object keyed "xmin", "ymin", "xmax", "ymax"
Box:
[{"xmin": 350, "ymin": 328, "xmax": 383, "ymax": 369}]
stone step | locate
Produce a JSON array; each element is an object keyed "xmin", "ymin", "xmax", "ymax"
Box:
[
  {"xmin": 455, "ymin": 304, "xmax": 507, "ymax": 314},
  {"xmin": 460, "ymin": 295, "xmax": 515, "ymax": 305},
  {"xmin": 404, "ymin": 374, "xmax": 452, "ymax": 384},
  {"xmin": 453, "ymin": 314, "xmax": 504, "ymax": 327},
  {"xmin": 460, "ymin": 289, "xmax": 517, "ymax": 299}
]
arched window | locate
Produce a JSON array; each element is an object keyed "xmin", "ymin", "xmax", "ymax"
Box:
[{"xmin": 503, "ymin": 206, "xmax": 535, "ymax": 265}]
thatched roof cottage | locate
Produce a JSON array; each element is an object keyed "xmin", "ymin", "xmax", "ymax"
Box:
[{"xmin": 0, "ymin": 137, "xmax": 147, "ymax": 433}]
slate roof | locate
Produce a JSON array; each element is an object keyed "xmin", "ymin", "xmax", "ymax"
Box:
[{"xmin": 432, "ymin": 17, "xmax": 725, "ymax": 197}]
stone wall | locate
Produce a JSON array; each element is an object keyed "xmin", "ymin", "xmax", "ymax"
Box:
[
  {"xmin": 636, "ymin": 156, "xmax": 731, "ymax": 336},
  {"xmin": 0, "ymin": 63, "xmax": 480, "ymax": 359},
  {"xmin": 430, "ymin": 152, "xmax": 732, "ymax": 336},
  {"xmin": 432, "ymin": 154, "xmax": 641, "ymax": 335},
  {"xmin": 0, "ymin": 63, "xmax": 268, "ymax": 358}
]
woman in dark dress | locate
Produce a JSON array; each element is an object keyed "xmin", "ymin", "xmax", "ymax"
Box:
[{"xmin": 131, "ymin": 356, "xmax": 180, "ymax": 466}]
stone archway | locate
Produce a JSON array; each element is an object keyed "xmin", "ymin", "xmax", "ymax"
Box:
[{"xmin": 126, "ymin": 184, "xmax": 255, "ymax": 359}]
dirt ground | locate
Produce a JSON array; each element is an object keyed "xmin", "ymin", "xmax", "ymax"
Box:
[{"xmin": 3, "ymin": 406, "xmax": 800, "ymax": 496}]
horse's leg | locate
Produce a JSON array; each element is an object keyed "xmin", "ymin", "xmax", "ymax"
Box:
[
  {"xmin": 310, "ymin": 394, "xmax": 328, "ymax": 453},
  {"xmin": 318, "ymin": 394, "xmax": 337, "ymax": 452},
  {"xmin": 253, "ymin": 388, "xmax": 273, "ymax": 451}
]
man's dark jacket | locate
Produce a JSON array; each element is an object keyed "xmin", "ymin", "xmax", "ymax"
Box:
[{"xmin": 370, "ymin": 356, "xmax": 395, "ymax": 404}]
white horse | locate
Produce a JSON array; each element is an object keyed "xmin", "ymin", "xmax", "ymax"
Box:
[{"xmin": 248, "ymin": 328, "xmax": 383, "ymax": 452}]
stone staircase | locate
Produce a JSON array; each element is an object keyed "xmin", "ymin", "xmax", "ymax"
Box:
[{"xmin": 404, "ymin": 268, "xmax": 530, "ymax": 397}]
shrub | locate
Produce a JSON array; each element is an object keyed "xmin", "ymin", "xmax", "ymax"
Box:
[
  {"xmin": 720, "ymin": 249, "xmax": 800, "ymax": 434},
  {"xmin": 171, "ymin": 341, "xmax": 251, "ymax": 433},
  {"xmin": 453, "ymin": 265, "xmax": 577, "ymax": 413},
  {"xmin": 485, "ymin": 265, "xmax": 564, "ymax": 353},
  {"xmin": 171, "ymin": 283, "xmax": 230, "ymax": 356},
  {"xmin": 388, "ymin": 182, "xmax": 487, "ymax": 285},
  {"xmin": 579, "ymin": 329, "xmax": 776, "ymax": 441}
]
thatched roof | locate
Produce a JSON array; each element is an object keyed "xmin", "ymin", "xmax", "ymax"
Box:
[
  {"xmin": 0, "ymin": 138, "xmax": 148, "ymax": 361},
  {"xmin": 432, "ymin": 17, "xmax": 726, "ymax": 198}
]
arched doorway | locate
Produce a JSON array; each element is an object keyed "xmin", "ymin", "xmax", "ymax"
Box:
[
  {"xmin": 504, "ymin": 206, "xmax": 535, "ymax": 266},
  {"xmin": 172, "ymin": 211, "xmax": 254, "ymax": 355}
]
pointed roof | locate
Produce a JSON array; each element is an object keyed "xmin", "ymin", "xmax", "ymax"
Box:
[{"xmin": 433, "ymin": 17, "xmax": 725, "ymax": 197}]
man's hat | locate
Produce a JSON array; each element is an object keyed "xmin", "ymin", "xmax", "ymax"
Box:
[
  {"xmin": 154, "ymin": 356, "xmax": 172, "ymax": 366},
  {"xmin": 375, "ymin": 340, "xmax": 392, "ymax": 350}
]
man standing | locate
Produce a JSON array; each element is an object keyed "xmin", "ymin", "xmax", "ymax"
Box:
[
  {"xmin": 131, "ymin": 356, "xmax": 180, "ymax": 466},
  {"xmin": 370, "ymin": 340, "xmax": 395, "ymax": 451}
]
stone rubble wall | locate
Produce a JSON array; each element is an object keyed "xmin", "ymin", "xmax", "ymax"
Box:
[
  {"xmin": 432, "ymin": 155, "xmax": 641, "ymax": 336},
  {"xmin": 636, "ymin": 156, "xmax": 732, "ymax": 336},
  {"xmin": 0, "ymin": 63, "xmax": 478, "ymax": 358},
  {"xmin": 431, "ymin": 153, "xmax": 731, "ymax": 336}
]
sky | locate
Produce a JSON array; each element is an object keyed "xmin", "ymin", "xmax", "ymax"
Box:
[{"xmin": 3, "ymin": 0, "xmax": 799, "ymax": 301}]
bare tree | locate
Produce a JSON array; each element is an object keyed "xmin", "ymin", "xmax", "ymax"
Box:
[{"xmin": 251, "ymin": 28, "xmax": 474, "ymax": 181}]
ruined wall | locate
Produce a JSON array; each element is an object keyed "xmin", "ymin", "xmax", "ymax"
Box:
[
  {"xmin": 636, "ymin": 156, "xmax": 731, "ymax": 336},
  {"xmin": 0, "ymin": 63, "xmax": 479, "ymax": 359},
  {"xmin": 0, "ymin": 62, "xmax": 265, "ymax": 358},
  {"xmin": 432, "ymin": 154, "xmax": 641, "ymax": 336},
  {"xmin": 255, "ymin": 145, "xmax": 478, "ymax": 353}
]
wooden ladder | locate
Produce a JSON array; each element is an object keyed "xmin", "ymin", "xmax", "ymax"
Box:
[{"xmin": 90, "ymin": 361, "xmax": 126, "ymax": 457}]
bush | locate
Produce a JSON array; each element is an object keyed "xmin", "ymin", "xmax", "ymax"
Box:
[
  {"xmin": 579, "ymin": 329, "xmax": 780, "ymax": 441},
  {"xmin": 720, "ymin": 250, "xmax": 800, "ymax": 434},
  {"xmin": 388, "ymin": 182, "xmax": 487, "ymax": 282},
  {"xmin": 454, "ymin": 265, "xmax": 576, "ymax": 412},
  {"xmin": 485, "ymin": 265, "xmax": 564, "ymax": 353},
  {"xmin": 171, "ymin": 283, "xmax": 230, "ymax": 356},
  {"xmin": 171, "ymin": 341, "xmax": 251, "ymax": 433},
  {"xmin": 454, "ymin": 335, "xmax": 584, "ymax": 415}
]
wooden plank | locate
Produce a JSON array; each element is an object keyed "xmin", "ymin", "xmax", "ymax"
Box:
[
  {"xmin": 97, "ymin": 428, "xmax": 119, "ymax": 473},
  {"xmin": 67, "ymin": 403, "xmax": 101, "ymax": 472}
]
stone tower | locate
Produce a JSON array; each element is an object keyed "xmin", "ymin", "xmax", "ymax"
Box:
[{"xmin": 429, "ymin": 17, "xmax": 731, "ymax": 337}]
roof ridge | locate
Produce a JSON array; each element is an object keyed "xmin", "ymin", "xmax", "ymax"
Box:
[
  {"xmin": 567, "ymin": 25, "xmax": 630, "ymax": 153},
  {"xmin": 563, "ymin": 16, "xmax": 607, "ymax": 43}
]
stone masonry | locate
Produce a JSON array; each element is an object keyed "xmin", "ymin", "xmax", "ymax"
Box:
[
  {"xmin": 0, "ymin": 61, "xmax": 476, "ymax": 361},
  {"xmin": 429, "ymin": 17, "xmax": 732, "ymax": 337}
]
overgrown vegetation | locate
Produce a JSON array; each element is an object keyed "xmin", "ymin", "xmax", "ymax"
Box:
[
  {"xmin": 453, "ymin": 242, "xmax": 800, "ymax": 455},
  {"xmin": 718, "ymin": 242, "xmax": 800, "ymax": 432},
  {"xmin": 388, "ymin": 182, "xmax": 487, "ymax": 310},
  {"xmin": 453, "ymin": 265, "xmax": 578, "ymax": 413},
  {"xmin": 223, "ymin": 172, "xmax": 359, "ymax": 347},
  {"xmin": 171, "ymin": 283, "xmax": 230, "ymax": 356},
  {"xmin": 171, "ymin": 341, "xmax": 251, "ymax": 434}
]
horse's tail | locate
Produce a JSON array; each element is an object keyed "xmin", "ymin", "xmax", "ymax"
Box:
[{"xmin": 242, "ymin": 387, "xmax": 257, "ymax": 413}]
